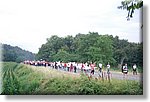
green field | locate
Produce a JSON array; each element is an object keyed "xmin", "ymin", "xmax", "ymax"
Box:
[{"xmin": 1, "ymin": 62, "xmax": 143, "ymax": 95}]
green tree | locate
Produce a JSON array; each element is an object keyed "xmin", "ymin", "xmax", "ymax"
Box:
[
  {"xmin": 113, "ymin": 36, "xmax": 129, "ymax": 67},
  {"xmin": 2, "ymin": 44, "xmax": 35, "ymax": 62},
  {"xmin": 36, "ymin": 44, "xmax": 51, "ymax": 61},
  {"xmin": 118, "ymin": 0, "xmax": 143, "ymax": 20},
  {"xmin": 96, "ymin": 35, "xmax": 115, "ymax": 65},
  {"xmin": 62, "ymin": 35, "xmax": 74, "ymax": 53},
  {"xmin": 36, "ymin": 32, "xmax": 142, "ymax": 69}
]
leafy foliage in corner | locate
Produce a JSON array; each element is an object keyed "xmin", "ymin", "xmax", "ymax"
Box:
[{"xmin": 118, "ymin": 0, "xmax": 143, "ymax": 20}]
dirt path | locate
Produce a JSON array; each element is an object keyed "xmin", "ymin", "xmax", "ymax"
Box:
[
  {"xmin": 98, "ymin": 71, "xmax": 142, "ymax": 82},
  {"xmin": 27, "ymin": 65, "xmax": 142, "ymax": 82}
]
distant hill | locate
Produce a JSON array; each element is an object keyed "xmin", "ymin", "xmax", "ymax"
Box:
[{"xmin": 1, "ymin": 44, "xmax": 35, "ymax": 62}]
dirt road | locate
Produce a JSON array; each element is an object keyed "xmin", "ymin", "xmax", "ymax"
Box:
[
  {"xmin": 94, "ymin": 71, "xmax": 142, "ymax": 82},
  {"xmin": 30, "ymin": 65, "xmax": 142, "ymax": 82}
]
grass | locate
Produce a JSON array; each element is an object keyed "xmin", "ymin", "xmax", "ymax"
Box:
[{"xmin": 1, "ymin": 62, "xmax": 143, "ymax": 95}]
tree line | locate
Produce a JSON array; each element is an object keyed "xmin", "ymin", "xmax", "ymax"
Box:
[
  {"xmin": 1, "ymin": 44, "xmax": 35, "ymax": 63},
  {"xmin": 36, "ymin": 32, "xmax": 143, "ymax": 69}
]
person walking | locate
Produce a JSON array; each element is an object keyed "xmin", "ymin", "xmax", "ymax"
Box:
[
  {"xmin": 90, "ymin": 62, "xmax": 95, "ymax": 75},
  {"xmin": 81, "ymin": 63, "xmax": 84, "ymax": 72},
  {"xmin": 122, "ymin": 63, "xmax": 128, "ymax": 79},
  {"xmin": 70, "ymin": 63, "xmax": 73, "ymax": 72},
  {"xmin": 106, "ymin": 63, "xmax": 110, "ymax": 74},
  {"xmin": 64, "ymin": 63, "xmax": 67, "ymax": 71},
  {"xmin": 132, "ymin": 64, "xmax": 137, "ymax": 75},
  {"xmin": 67, "ymin": 63, "xmax": 70, "ymax": 72},
  {"xmin": 106, "ymin": 62, "xmax": 111, "ymax": 81},
  {"xmin": 74, "ymin": 62, "xmax": 77, "ymax": 73},
  {"xmin": 98, "ymin": 63, "xmax": 103, "ymax": 77}
]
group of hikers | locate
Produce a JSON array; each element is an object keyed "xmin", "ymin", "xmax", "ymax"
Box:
[{"xmin": 23, "ymin": 60, "xmax": 138, "ymax": 79}]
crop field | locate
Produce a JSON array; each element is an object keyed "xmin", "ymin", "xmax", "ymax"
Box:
[{"xmin": 1, "ymin": 62, "xmax": 143, "ymax": 95}]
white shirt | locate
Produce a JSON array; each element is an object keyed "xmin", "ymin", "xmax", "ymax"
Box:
[
  {"xmin": 133, "ymin": 65, "xmax": 136, "ymax": 69},
  {"xmin": 99, "ymin": 63, "xmax": 102, "ymax": 68},
  {"xmin": 107, "ymin": 64, "xmax": 110, "ymax": 69}
]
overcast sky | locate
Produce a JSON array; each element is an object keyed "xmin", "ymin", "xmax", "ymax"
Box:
[{"xmin": 0, "ymin": 0, "xmax": 142, "ymax": 53}]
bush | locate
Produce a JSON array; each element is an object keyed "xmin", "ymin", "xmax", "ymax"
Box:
[{"xmin": 1, "ymin": 62, "xmax": 143, "ymax": 95}]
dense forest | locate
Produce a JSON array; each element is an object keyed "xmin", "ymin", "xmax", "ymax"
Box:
[
  {"xmin": 36, "ymin": 32, "xmax": 143, "ymax": 68},
  {"xmin": 1, "ymin": 44, "xmax": 35, "ymax": 62}
]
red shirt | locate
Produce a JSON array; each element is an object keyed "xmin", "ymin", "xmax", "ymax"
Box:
[
  {"xmin": 81, "ymin": 64, "xmax": 84, "ymax": 69},
  {"xmin": 64, "ymin": 63, "xmax": 67, "ymax": 67},
  {"xmin": 70, "ymin": 64, "xmax": 73, "ymax": 69},
  {"xmin": 90, "ymin": 64, "xmax": 95, "ymax": 70}
]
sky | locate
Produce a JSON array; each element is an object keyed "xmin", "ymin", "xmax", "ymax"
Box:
[{"xmin": 0, "ymin": 0, "xmax": 142, "ymax": 53}]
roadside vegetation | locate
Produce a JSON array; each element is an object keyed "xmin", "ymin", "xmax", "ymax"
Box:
[{"xmin": 1, "ymin": 62, "xmax": 142, "ymax": 95}]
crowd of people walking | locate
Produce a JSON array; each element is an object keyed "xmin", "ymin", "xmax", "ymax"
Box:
[{"xmin": 23, "ymin": 60, "xmax": 138, "ymax": 79}]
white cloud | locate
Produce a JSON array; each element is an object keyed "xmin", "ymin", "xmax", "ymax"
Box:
[{"xmin": 0, "ymin": 0, "xmax": 142, "ymax": 53}]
